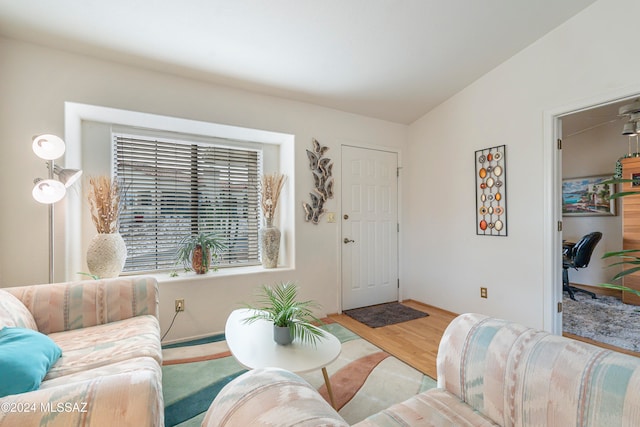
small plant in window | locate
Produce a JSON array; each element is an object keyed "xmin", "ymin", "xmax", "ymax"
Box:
[{"xmin": 176, "ymin": 231, "xmax": 227, "ymax": 274}]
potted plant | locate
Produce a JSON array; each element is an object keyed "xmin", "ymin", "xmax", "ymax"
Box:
[
  {"xmin": 176, "ymin": 231, "xmax": 226, "ymax": 274},
  {"xmin": 243, "ymin": 282, "xmax": 326, "ymax": 346}
]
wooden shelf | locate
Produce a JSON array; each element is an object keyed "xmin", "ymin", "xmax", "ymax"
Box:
[{"xmin": 621, "ymin": 157, "xmax": 640, "ymax": 305}]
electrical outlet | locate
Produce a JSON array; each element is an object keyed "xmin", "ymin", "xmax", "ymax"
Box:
[
  {"xmin": 480, "ymin": 287, "xmax": 488, "ymax": 298},
  {"xmin": 175, "ymin": 299, "xmax": 185, "ymax": 312}
]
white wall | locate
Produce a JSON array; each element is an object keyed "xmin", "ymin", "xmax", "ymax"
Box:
[
  {"xmin": 3, "ymin": 0, "xmax": 635, "ymax": 338},
  {"xmin": 562, "ymin": 119, "xmax": 625, "ymax": 286},
  {"xmin": 0, "ymin": 37, "xmax": 407, "ymax": 341},
  {"xmin": 405, "ymin": 0, "xmax": 640, "ymax": 329}
]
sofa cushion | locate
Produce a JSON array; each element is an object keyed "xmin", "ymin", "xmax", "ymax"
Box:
[
  {"xmin": 46, "ymin": 314, "xmax": 161, "ymax": 380},
  {"xmin": 0, "ymin": 289, "xmax": 37, "ymax": 330},
  {"xmin": 355, "ymin": 388, "xmax": 498, "ymax": 427},
  {"xmin": 0, "ymin": 364, "xmax": 164, "ymax": 427},
  {"xmin": 0, "ymin": 327, "xmax": 62, "ymax": 397},
  {"xmin": 203, "ymin": 367, "xmax": 349, "ymax": 427},
  {"xmin": 40, "ymin": 355, "xmax": 161, "ymax": 389},
  {"xmin": 6, "ymin": 276, "xmax": 160, "ymax": 335}
]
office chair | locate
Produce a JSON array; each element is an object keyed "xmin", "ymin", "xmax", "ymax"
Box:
[{"xmin": 562, "ymin": 231, "xmax": 603, "ymax": 300}]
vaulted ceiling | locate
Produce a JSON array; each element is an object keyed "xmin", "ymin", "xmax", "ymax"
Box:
[{"xmin": 0, "ymin": 0, "xmax": 597, "ymax": 124}]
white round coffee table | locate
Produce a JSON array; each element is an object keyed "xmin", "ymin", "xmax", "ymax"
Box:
[{"xmin": 225, "ymin": 308, "xmax": 341, "ymax": 407}]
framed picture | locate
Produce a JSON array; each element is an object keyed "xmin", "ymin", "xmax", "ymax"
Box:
[
  {"xmin": 475, "ymin": 145, "xmax": 507, "ymax": 236},
  {"xmin": 562, "ymin": 175, "xmax": 616, "ymax": 216}
]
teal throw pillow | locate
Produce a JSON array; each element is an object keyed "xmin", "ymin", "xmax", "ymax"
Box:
[{"xmin": 0, "ymin": 327, "xmax": 62, "ymax": 397}]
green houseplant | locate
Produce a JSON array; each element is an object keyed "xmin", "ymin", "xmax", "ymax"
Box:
[
  {"xmin": 176, "ymin": 231, "xmax": 226, "ymax": 274},
  {"xmin": 243, "ymin": 282, "xmax": 326, "ymax": 346}
]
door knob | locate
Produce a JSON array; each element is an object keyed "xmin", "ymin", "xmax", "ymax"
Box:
[{"xmin": 344, "ymin": 238, "xmax": 355, "ymax": 244}]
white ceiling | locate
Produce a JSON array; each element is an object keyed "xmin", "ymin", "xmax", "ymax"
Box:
[
  {"xmin": 561, "ymin": 98, "xmax": 640, "ymax": 139},
  {"xmin": 0, "ymin": 0, "xmax": 598, "ymax": 124}
]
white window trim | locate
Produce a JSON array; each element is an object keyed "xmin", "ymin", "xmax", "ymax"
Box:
[{"xmin": 64, "ymin": 102, "xmax": 295, "ymax": 281}]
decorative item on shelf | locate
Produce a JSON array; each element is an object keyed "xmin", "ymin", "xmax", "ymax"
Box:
[
  {"xmin": 260, "ymin": 172, "xmax": 286, "ymax": 268},
  {"xmin": 475, "ymin": 145, "xmax": 507, "ymax": 236},
  {"xmin": 302, "ymin": 138, "xmax": 334, "ymax": 224},
  {"xmin": 242, "ymin": 282, "xmax": 325, "ymax": 346},
  {"xmin": 175, "ymin": 231, "xmax": 227, "ymax": 274},
  {"xmin": 31, "ymin": 134, "xmax": 83, "ymax": 283},
  {"xmin": 614, "ymin": 152, "xmax": 640, "ymax": 180},
  {"xmin": 86, "ymin": 176, "xmax": 126, "ymax": 278}
]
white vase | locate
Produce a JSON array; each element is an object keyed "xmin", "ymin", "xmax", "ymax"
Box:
[
  {"xmin": 86, "ymin": 233, "xmax": 127, "ymax": 278},
  {"xmin": 260, "ymin": 219, "xmax": 281, "ymax": 269}
]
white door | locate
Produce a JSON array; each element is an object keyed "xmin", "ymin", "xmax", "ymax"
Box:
[{"xmin": 341, "ymin": 145, "xmax": 398, "ymax": 310}]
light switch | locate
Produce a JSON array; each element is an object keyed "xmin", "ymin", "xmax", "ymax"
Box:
[{"xmin": 327, "ymin": 212, "xmax": 336, "ymax": 223}]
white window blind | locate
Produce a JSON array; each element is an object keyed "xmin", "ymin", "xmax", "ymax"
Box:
[{"xmin": 113, "ymin": 133, "xmax": 262, "ymax": 273}]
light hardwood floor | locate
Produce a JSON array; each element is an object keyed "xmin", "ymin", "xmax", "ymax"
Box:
[
  {"xmin": 329, "ymin": 297, "xmax": 640, "ymax": 380},
  {"xmin": 328, "ymin": 300, "xmax": 457, "ymax": 379}
]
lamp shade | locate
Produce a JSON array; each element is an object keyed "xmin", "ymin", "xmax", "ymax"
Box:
[
  {"xmin": 623, "ymin": 121, "xmax": 637, "ymax": 136},
  {"xmin": 53, "ymin": 165, "xmax": 82, "ymax": 188},
  {"xmin": 32, "ymin": 134, "xmax": 65, "ymax": 160},
  {"xmin": 32, "ymin": 178, "xmax": 66, "ymax": 204},
  {"xmin": 619, "ymin": 101, "xmax": 640, "ymax": 116}
]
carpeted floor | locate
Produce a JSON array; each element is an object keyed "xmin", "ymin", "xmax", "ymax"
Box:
[
  {"xmin": 563, "ymin": 293, "xmax": 640, "ymax": 352},
  {"xmin": 162, "ymin": 321, "xmax": 436, "ymax": 426},
  {"xmin": 343, "ymin": 302, "xmax": 428, "ymax": 328}
]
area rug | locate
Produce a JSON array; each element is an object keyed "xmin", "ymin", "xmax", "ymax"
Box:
[
  {"xmin": 343, "ymin": 302, "xmax": 428, "ymax": 328},
  {"xmin": 162, "ymin": 321, "xmax": 436, "ymax": 426},
  {"xmin": 563, "ymin": 293, "xmax": 640, "ymax": 352}
]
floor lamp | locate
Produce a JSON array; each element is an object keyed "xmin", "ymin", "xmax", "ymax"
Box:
[{"xmin": 32, "ymin": 134, "xmax": 82, "ymax": 283}]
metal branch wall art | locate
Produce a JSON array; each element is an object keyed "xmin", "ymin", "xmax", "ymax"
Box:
[
  {"xmin": 303, "ymin": 138, "xmax": 334, "ymax": 224},
  {"xmin": 475, "ymin": 145, "xmax": 507, "ymax": 236}
]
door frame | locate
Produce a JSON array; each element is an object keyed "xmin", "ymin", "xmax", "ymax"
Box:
[
  {"xmin": 337, "ymin": 141, "xmax": 403, "ymax": 313},
  {"xmin": 543, "ymin": 86, "xmax": 640, "ymax": 334}
]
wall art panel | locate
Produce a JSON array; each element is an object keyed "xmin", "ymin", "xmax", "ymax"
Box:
[
  {"xmin": 475, "ymin": 145, "xmax": 507, "ymax": 236},
  {"xmin": 302, "ymin": 138, "xmax": 333, "ymax": 224}
]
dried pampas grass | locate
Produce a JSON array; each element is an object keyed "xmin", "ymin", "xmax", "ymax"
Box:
[
  {"xmin": 261, "ymin": 173, "xmax": 286, "ymax": 223},
  {"xmin": 87, "ymin": 176, "xmax": 121, "ymax": 234}
]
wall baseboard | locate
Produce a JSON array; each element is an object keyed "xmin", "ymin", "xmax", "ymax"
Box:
[{"xmin": 568, "ymin": 283, "xmax": 621, "ymax": 298}]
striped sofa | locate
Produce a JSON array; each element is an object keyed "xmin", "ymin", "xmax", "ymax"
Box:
[
  {"xmin": 0, "ymin": 276, "xmax": 163, "ymax": 427},
  {"xmin": 204, "ymin": 312, "xmax": 640, "ymax": 426}
]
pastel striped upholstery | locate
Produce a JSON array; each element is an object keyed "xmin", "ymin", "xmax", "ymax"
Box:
[
  {"xmin": 356, "ymin": 388, "xmax": 498, "ymax": 426},
  {"xmin": 0, "ymin": 289, "xmax": 38, "ymax": 330},
  {"xmin": 204, "ymin": 367, "xmax": 349, "ymax": 427},
  {"xmin": 46, "ymin": 314, "xmax": 161, "ymax": 379},
  {"xmin": 434, "ymin": 313, "xmax": 640, "ymax": 427},
  {"xmin": 0, "ymin": 364, "xmax": 162, "ymax": 427},
  {"xmin": 204, "ymin": 313, "xmax": 640, "ymax": 427},
  {"xmin": 6, "ymin": 276, "xmax": 159, "ymax": 334},
  {"xmin": 0, "ymin": 277, "xmax": 163, "ymax": 427}
]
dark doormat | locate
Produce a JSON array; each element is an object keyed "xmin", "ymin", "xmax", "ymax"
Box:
[{"xmin": 344, "ymin": 302, "xmax": 428, "ymax": 328}]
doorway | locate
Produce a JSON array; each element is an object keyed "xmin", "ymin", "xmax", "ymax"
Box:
[
  {"xmin": 557, "ymin": 99, "xmax": 636, "ymax": 351},
  {"xmin": 547, "ymin": 92, "xmax": 640, "ymax": 339},
  {"xmin": 341, "ymin": 145, "xmax": 399, "ymax": 310}
]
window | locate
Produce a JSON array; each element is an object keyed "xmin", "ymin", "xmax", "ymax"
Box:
[{"xmin": 113, "ymin": 132, "xmax": 262, "ymax": 273}]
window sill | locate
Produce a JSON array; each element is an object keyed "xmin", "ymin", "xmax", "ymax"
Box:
[{"xmin": 150, "ymin": 265, "xmax": 294, "ymax": 284}]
